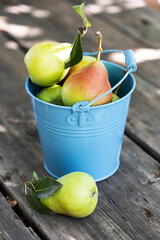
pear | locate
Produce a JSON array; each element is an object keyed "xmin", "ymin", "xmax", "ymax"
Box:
[
  {"xmin": 41, "ymin": 172, "xmax": 98, "ymax": 218},
  {"xmin": 67, "ymin": 56, "xmax": 96, "ymax": 76},
  {"xmin": 24, "ymin": 41, "xmax": 72, "ymax": 87},
  {"xmin": 61, "ymin": 32, "xmax": 112, "ymax": 106},
  {"xmin": 112, "ymin": 93, "xmax": 120, "ymax": 102},
  {"xmin": 37, "ymin": 85, "xmax": 63, "ymax": 105}
]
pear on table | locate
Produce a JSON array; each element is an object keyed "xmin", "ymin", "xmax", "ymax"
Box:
[
  {"xmin": 41, "ymin": 172, "xmax": 98, "ymax": 218},
  {"xmin": 61, "ymin": 32, "xmax": 112, "ymax": 106},
  {"xmin": 24, "ymin": 41, "xmax": 72, "ymax": 87},
  {"xmin": 37, "ymin": 85, "xmax": 63, "ymax": 105}
]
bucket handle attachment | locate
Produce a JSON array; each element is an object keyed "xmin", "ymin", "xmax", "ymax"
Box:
[{"xmin": 67, "ymin": 49, "xmax": 137, "ymax": 126}]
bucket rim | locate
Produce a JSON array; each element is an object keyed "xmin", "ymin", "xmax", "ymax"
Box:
[{"xmin": 25, "ymin": 60, "xmax": 136, "ymax": 109}]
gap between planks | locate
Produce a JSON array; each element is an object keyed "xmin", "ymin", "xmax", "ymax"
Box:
[
  {"xmin": 0, "ymin": 178, "xmax": 133, "ymax": 240},
  {"xmin": 0, "ymin": 179, "xmax": 49, "ymax": 240},
  {"xmin": 125, "ymin": 127, "xmax": 160, "ymax": 163}
]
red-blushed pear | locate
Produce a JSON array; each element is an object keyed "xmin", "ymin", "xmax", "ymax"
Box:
[
  {"xmin": 67, "ymin": 56, "xmax": 96, "ymax": 77},
  {"xmin": 61, "ymin": 32, "xmax": 112, "ymax": 106}
]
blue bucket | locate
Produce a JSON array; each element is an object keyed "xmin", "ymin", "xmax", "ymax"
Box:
[{"xmin": 25, "ymin": 49, "xmax": 136, "ymax": 182}]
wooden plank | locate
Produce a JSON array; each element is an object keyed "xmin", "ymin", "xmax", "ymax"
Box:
[
  {"xmin": 0, "ymin": 193, "xmax": 40, "ymax": 240},
  {"xmin": 104, "ymin": 4, "xmax": 160, "ymax": 48},
  {"xmin": 0, "ymin": 178, "xmax": 132, "ymax": 240},
  {"xmin": 0, "ymin": 33, "xmax": 160, "ymax": 239},
  {"xmin": 98, "ymin": 138, "xmax": 160, "ymax": 240},
  {"xmin": 0, "ymin": 0, "xmax": 75, "ymax": 48},
  {"xmin": 126, "ymin": 74, "xmax": 160, "ymax": 161},
  {"xmin": 0, "ymin": 0, "xmax": 160, "ymax": 159},
  {"xmin": 81, "ymin": 0, "xmax": 160, "ymax": 48}
]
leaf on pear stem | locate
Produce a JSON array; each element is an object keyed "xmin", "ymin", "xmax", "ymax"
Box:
[
  {"xmin": 26, "ymin": 192, "xmax": 55, "ymax": 215},
  {"xmin": 79, "ymin": 26, "xmax": 88, "ymax": 37},
  {"xmin": 73, "ymin": 2, "xmax": 91, "ymax": 27},
  {"xmin": 22, "ymin": 172, "xmax": 62, "ymax": 215},
  {"xmin": 64, "ymin": 2, "xmax": 91, "ymax": 69},
  {"xmin": 34, "ymin": 177, "xmax": 63, "ymax": 199},
  {"xmin": 20, "ymin": 173, "xmax": 35, "ymax": 193},
  {"xmin": 31, "ymin": 171, "xmax": 40, "ymax": 186},
  {"xmin": 65, "ymin": 33, "xmax": 83, "ymax": 69},
  {"xmin": 20, "ymin": 173, "xmax": 27, "ymax": 183}
]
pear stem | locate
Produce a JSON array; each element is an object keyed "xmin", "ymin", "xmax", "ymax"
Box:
[
  {"xmin": 20, "ymin": 173, "xmax": 35, "ymax": 193},
  {"xmin": 79, "ymin": 26, "xmax": 88, "ymax": 38},
  {"xmin": 114, "ymin": 82, "xmax": 121, "ymax": 95},
  {"xmin": 95, "ymin": 31, "xmax": 103, "ymax": 61}
]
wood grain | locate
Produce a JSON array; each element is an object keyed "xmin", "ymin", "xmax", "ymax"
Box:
[
  {"xmin": 0, "ymin": 193, "xmax": 40, "ymax": 240},
  {"xmin": 85, "ymin": 0, "xmax": 160, "ymax": 48}
]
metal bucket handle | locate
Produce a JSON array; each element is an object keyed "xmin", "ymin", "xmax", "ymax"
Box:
[
  {"xmin": 67, "ymin": 49, "xmax": 137, "ymax": 126},
  {"xmin": 83, "ymin": 49, "xmax": 137, "ymax": 108}
]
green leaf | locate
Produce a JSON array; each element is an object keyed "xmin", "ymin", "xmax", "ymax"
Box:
[
  {"xmin": 34, "ymin": 177, "xmax": 63, "ymax": 199},
  {"xmin": 73, "ymin": 2, "xmax": 91, "ymax": 27},
  {"xmin": 31, "ymin": 171, "xmax": 40, "ymax": 186},
  {"xmin": 26, "ymin": 192, "xmax": 55, "ymax": 215},
  {"xmin": 65, "ymin": 33, "xmax": 83, "ymax": 69}
]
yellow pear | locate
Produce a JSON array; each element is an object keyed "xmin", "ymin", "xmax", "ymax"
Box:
[
  {"xmin": 24, "ymin": 41, "xmax": 72, "ymax": 87},
  {"xmin": 37, "ymin": 85, "xmax": 62, "ymax": 105},
  {"xmin": 41, "ymin": 172, "xmax": 98, "ymax": 218}
]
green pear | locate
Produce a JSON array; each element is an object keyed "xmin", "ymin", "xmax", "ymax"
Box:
[
  {"xmin": 37, "ymin": 85, "xmax": 63, "ymax": 105},
  {"xmin": 41, "ymin": 172, "xmax": 98, "ymax": 218},
  {"xmin": 24, "ymin": 41, "xmax": 72, "ymax": 87},
  {"xmin": 112, "ymin": 93, "xmax": 120, "ymax": 102},
  {"xmin": 67, "ymin": 56, "xmax": 96, "ymax": 76}
]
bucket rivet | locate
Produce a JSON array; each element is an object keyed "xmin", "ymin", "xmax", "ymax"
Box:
[
  {"xmin": 87, "ymin": 117, "xmax": 91, "ymax": 121},
  {"xmin": 71, "ymin": 117, "xmax": 75, "ymax": 121}
]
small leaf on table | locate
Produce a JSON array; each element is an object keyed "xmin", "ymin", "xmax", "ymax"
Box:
[{"xmin": 34, "ymin": 177, "xmax": 63, "ymax": 199}]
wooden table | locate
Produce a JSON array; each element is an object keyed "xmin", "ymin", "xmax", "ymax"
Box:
[{"xmin": 0, "ymin": 0, "xmax": 160, "ymax": 239}]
